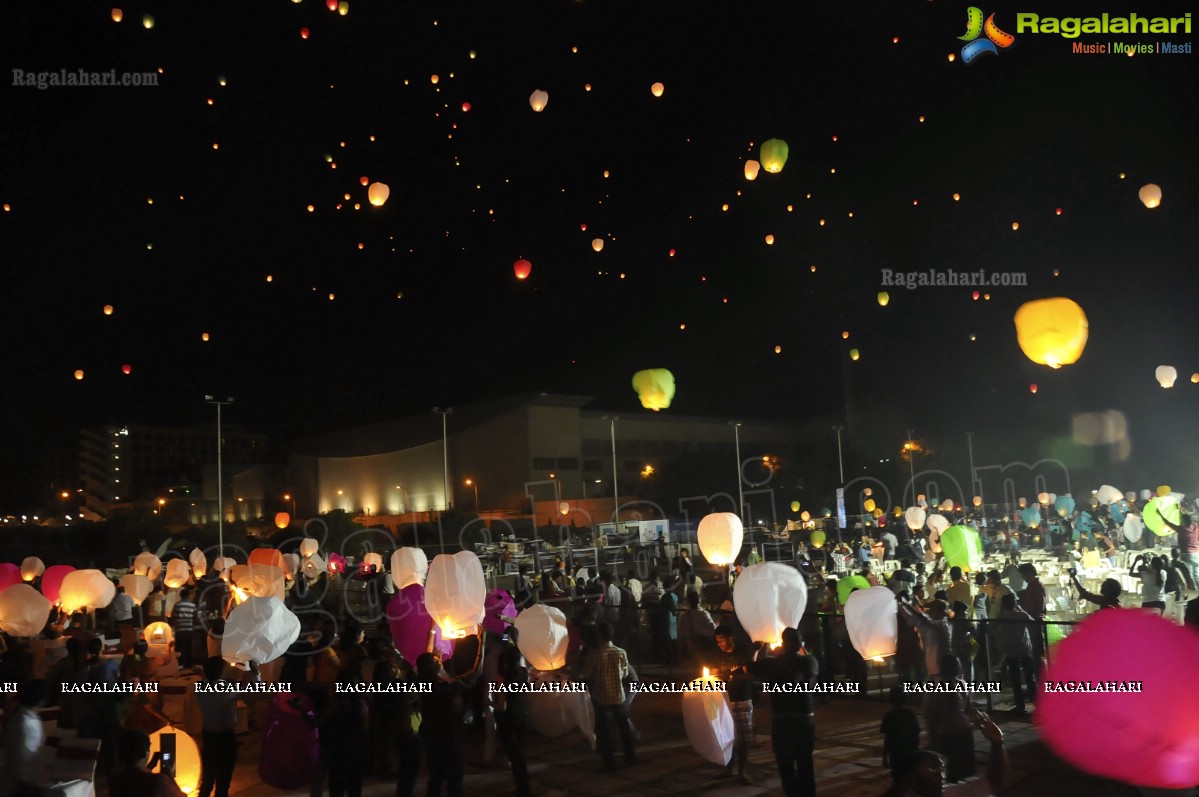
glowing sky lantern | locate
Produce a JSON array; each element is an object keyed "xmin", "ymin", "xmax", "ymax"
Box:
[
  {"xmin": 864, "ymin": 498, "xmax": 876, "ymax": 513},
  {"xmin": 111, "ymin": 8, "xmax": 123, "ymax": 22},
  {"xmin": 1155, "ymin": 365, "xmax": 1177, "ymax": 388},
  {"xmin": 20, "ymin": 557, "xmax": 44, "ymax": 582},
  {"xmin": 1138, "ymin": 183, "xmax": 1162, "ymax": 208},
  {"xmin": 845, "ymin": 587, "xmax": 898, "ymax": 660},
  {"xmin": 338, "ymin": 0, "xmax": 349, "ymax": 15},
  {"xmin": 904, "ymin": 506, "xmax": 926, "ymax": 530},
  {"xmin": 591, "ymin": 238, "xmax": 604, "ymax": 252},
  {"xmin": 189, "ymin": 547, "xmax": 207, "ymax": 578},
  {"xmin": 424, "ymin": 551, "xmax": 487, "ymax": 638},
  {"xmin": 40, "ymin": 565, "xmax": 74, "ymax": 605},
  {"xmin": 744, "ymin": 160, "xmax": 760, "ymax": 181},
  {"xmin": 514, "ymin": 604, "xmax": 570, "ymax": 670},
  {"xmin": 142, "ymin": 14, "xmax": 154, "ymax": 28},
  {"xmin": 801, "ymin": 511, "xmax": 811, "ymax": 523},
  {"xmin": 764, "ymin": 234, "xmax": 775, "ymax": 245},
  {"xmin": 391, "ymin": 547, "xmax": 429, "ymax": 588},
  {"xmin": 650, "ymin": 81, "xmax": 665, "ymax": 97},
  {"xmin": 1013, "ymin": 297, "xmax": 1088, "ymax": 368},
  {"xmin": 759, "ymin": 138, "xmax": 789, "ymax": 173},
  {"xmin": 59, "ymin": 569, "xmax": 116, "ymax": 613},
  {"xmin": 940, "ymin": 525, "xmax": 984, "ymax": 571},
  {"xmin": 103, "ymin": 304, "xmax": 114, "ymax": 315},
  {"xmin": 122, "ymin": 364, "xmax": 132, "ymax": 375},
  {"xmin": 697, "ymin": 512, "xmax": 744, "ymax": 565},
  {"xmin": 0, "ymin": 585, "xmax": 52, "ymax": 637},
  {"xmin": 1036, "ymin": 610, "xmax": 1199, "ymax": 788},
  {"xmin": 790, "ymin": 501, "xmax": 800, "ymax": 513},
  {"xmin": 367, "ymin": 182, "xmax": 390, "ymax": 207},
  {"xmin": 163, "ymin": 558, "xmax": 190, "ymax": 589},
  {"xmin": 682, "ymin": 666, "xmax": 734, "ymax": 765},
  {"xmin": 0, "ymin": 564, "xmax": 19, "ymax": 593},
  {"xmin": 133, "ymin": 552, "xmax": 163, "ymax": 582},
  {"xmin": 878, "ymin": 291, "xmax": 889, "ymax": 306},
  {"xmin": 529, "ymin": 89, "xmax": 549, "ymax": 112},
  {"xmin": 631, "ymin": 368, "xmax": 675, "ymax": 411},
  {"xmin": 119, "ymin": 574, "xmax": 153, "ymax": 603},
  {"xmin": 73, "ymin": 370, "xmax": 84, "ymax": 380},
  {"xmin": 513, "ymin": 258, "xmax": 532, "ymax": 280},
  {"xmin": 274, "ymin": 512, "xmax": 290, "ymax": 530},
  {"xmin": 733, "ymin": 562, "xmax": 807, "ymax": 646},
  {"xmin": 201, "ymin": 332, "xmax": 210, "ymax": 341},
  {"xmin": 849, "ymin": 348, "xmax": 860, "ymax": 361},
  {"xmin": 222, "ymin": 596, "xmax": 300, "ymax": 666},
  {"xmin": 298, "ymin": 538, "xmax": 319, "ymax": 558}
]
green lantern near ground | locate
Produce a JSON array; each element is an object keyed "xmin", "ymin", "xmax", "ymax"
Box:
[{"xmin": 760, "ymin": 138, "xmax": 789, "ymax": 173}]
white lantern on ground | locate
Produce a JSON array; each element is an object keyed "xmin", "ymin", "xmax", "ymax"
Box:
[
  {"xmin": 164, "ymin": 559, "xmax": 191, "ymax": 589},
  {"xmin": 514, "ymin": 604, "xmax": 570, "ymax": 671},
  {"xmin": 133, "ymin": 552, "xmax": 163, "ymax": 582},
  {"xmin": 904, "ymin": 507, "xmax": 927, "ymax": 530},
  {"xmin": 425, "ymin": 552, "xmax": 487, "ymax": 638},
  {"xmin": 120, "ymin": 574, "xmax": 153, "ymax": 603},
  {"xmin": 733, "ymin": 562, "xmax": 807, "ymax": 647},
  {"xmin": 222, "ymin": 596, "xmax": 300, "ymax": 666},
  {"xmin": 143, "ymin": 621, "xmax": 175, "ymax": 663},
  {"xmin": 844, "ymin": 587, "xmax": 898, "ymax": 660},
  {"xmin": 391, "ymin": 547, "xmax": 428, "ymax": 588},
  {"xmin": 0, "ymin": 584, "xmax": 52, "ymax": 637},
  {"xmin": 59, "ymin": 570, "xmax": 116, "ymax": 614},
  {"xmin": 20, "ymin": 557, "xmax": 44, "ymax": 582},
  {"xmin": 698, "ymin": 513, "xmax": 744, "ymax": 566},
  {"xmin": 682, "ymin": 668, "xmax": 734, "ymax": 765}
]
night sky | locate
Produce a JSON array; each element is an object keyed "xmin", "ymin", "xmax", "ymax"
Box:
[{"xmin": 2, "ymin": 0, "xmax": 1196, "ymax": 506}]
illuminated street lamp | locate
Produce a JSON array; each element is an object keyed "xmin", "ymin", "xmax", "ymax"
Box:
[
  {"xmin": 464, "ymin": 478, "xmax": 480, "ymax": 512},
  {"xmin": 283, "ymin": 493, "xmax": 296, "ymax": 517}
]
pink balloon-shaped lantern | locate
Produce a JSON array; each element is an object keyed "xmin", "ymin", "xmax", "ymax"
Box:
[
  {"xmin": 41, "ymin": 564, "xmax": 77, "ymax": 605},
  {"xmin": 483, "ymin": 589, "xmax": 516, "ymax": 635},
  {"xmin": 0, "ymin": 563, "xmax": 22, "ymax": 593},
  {"xmin": 1036, "ymin": 609, "xmax": 1199, "ymax": 788},
  {"xmin": 260, "ymin": 694, "xmax": 319, "ymax": 789},
  {"xmin": 387, "ymin": 584, "xmax": 451, "ymax": 664}
]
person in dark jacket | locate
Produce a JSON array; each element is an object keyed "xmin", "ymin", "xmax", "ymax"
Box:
[{"xmin": 748, "ymin": 628, "xmax": 819, "ymax": 797}]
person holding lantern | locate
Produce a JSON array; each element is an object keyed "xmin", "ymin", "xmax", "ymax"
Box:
[
  {"xmin": 714, "ymin": 625, "xmax": 755, "ymax": 784},
  {"xmin": 748, "ymin": 627, "xmax": 818, "ymax": 797},
  {"xmin": 576, "ymin": 621, "xmax": 638, "ymax": 772}
]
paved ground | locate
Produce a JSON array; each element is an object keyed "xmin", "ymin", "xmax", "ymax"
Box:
[{"xmin": 95, "ymin": 666, "xmax": 1144, "ymax": 797}]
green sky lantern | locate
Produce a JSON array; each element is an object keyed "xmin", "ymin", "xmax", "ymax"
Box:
[
  {"xmin": 632, "ymin": 368, "xmax": 675, "ymax": 411},
  {"xmin": 759, "ymin": 138, "xmax": 789, "ymax": 173}
]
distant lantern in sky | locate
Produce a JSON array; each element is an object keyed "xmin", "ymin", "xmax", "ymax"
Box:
[
  {"xmin": 1030, "ymin": 383, "xmax": 1038, "ymax": 394},
  {"xmin": 651, "ymin": 82, "xmax": 664, "ymax": 97},
  {"xmin": 338, "ymin": 0, "xmax": 349, "ymax": 15},
  {"xmin": 841, "ymin": 330, "xmax": 849, "ymax": 339},
  {"xmin": 774, "ymin": 345, "xmax": 782, "ymax": 354},
  {"xmin": 849, "ymin": 348, "xmax": 860, "ymax": 361},
  {"xmin": 201, "ymin": 332, "xmax": 210, "ymax": 341},
  {"xmin": 103, "ymin": 304, "xmax": 114, "ymax": 316},
  {"xmin": 111, "ymin": 8, "xmax": 123, "ymax": 22},
  {"xmin": 430, "ymin": 74, "xmax": 440, "ymax": 84},
  {"xmin": 142, "ymin": 14, "xmax": 154, "ymax": 28},
  {"xmin": 461, "ymin": 102, "xmax": 471, "ymax": 112},
  {"xmin": 1192, "ymin": 372, "xmax": 1199, "ymax": 384},
  {"xmin": 759, "ymin": 138, "xmax": 789, "ymax": 173},
  {"xmin": 632, "ymin": 368, "xmax": 676, "ymax": 411},
  {"xmin": 300, "ymin": 26, "xmax": 310, "ymax": 38},
  {"xmin": 367, "ymin": 182, "xmax": 390, "ymax": 207},
  {"xmin": 529, "ymin": 90, "xmax": 549, "ymax": 112},
  {"xmin": 73, "ymin": 369, "xmax": 84, "ymax": 380},
  {"xmin": 1139, "ymin": 183, "xmax": 1162, "ymax": 208},
  {"xmin": 744, "ymin": 160, "xmax": 760, "ymax": 181},
  {"xmin": 591, "ymin": 238, "xmax": 604, "ymax": 252},
  {"xmin": 1014, "ymin": 297, "xmax": 1089, "ymax": 368},
  {"xmin": 121, "ymin": 364, "xmax": 132, "ymax": 375},
  {"xmin": 513, "ymin": 259, "xmax": 532, "ymax": 280},
  {"xmin": 325, "ymin": 0, "xmax": 337, "ymax": 9},
  {"xmin": 877, "ymin": 292, "xmax": 890, "ymax": 307},
  {"xmin": 764, "ymin": 234, "xmax": 775, "ymax": 245},
  {"xmin": 972, "ymin": 290, "xmax": 980, "ymax": 300},
  {"xmin": 1155, "ymin": 365, "xmax": 1178, "ymax": 388}
]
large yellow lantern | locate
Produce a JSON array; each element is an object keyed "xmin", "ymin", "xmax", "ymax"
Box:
[
  {"xmin": 59, "ymin": 569, "xmax": 116, "ymax": 614},
  {"xmin": 367, "ymin": 182, "xmax": 390, "ymax": 207},
  {"xmin": 1139, "ymin": 183, "xmax": 1162, "ymax": 208},
  {"xmin": 425, "ymin": 552, "xmax": 487, "ymax": 638},
  {"xmin": 759, "ymin": 138, "xmax": 789, "ymax": 173},
  {"xmin": 529, "ymin": 89, "xmax": 549, "ymax": 112},
  {"xmin": 631, "ymin": 368, "xmax": 676, "ymax": 411},
  {"xmin": 863, "ymin": 499, "xmax": 877, "ymax": 513},
  {"xmin": 1013, "ymin": 297, "xmax": 1088, "ymax": 368},
  {"xmin": 148, "ymin": 731, "xmax": 201, "ymax": 797},
  {"xmin": 697, "ymin": 513, "xmax": 744, "ymax": 565}
]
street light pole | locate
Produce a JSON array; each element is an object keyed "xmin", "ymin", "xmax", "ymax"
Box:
[
  {"xmin": 204, "ymin": 395, "xmax": 234, "ymax": 557},
  {"xmin": 283, "ymin": 493, "xmax": 296, "ymax": 518},
  {"xmin": 966, "ymin": 432, "xmax": 984, "ymax": 514},
  {"xmin": 465, "ymin": 479, "xmax": 480, "ymax": 513},
  {"xmin": 603, "ymin": 415, "xmax": 619, "ymax": 526},
  {"xmin": 433, "ymin": 408, "xmax": 453, "ymax": 510},
  {"xmin": 906, "ymin": 428, "xmax": 917, "ymax": 505},
  {"xmin": 731, "ymin": 422, "xmax": 744, "ymax": 519},
  {"xmin": 833, "ymin": 425, "xmax": 845, "ymax": 484}
]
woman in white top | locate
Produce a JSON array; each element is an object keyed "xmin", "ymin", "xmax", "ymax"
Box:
[{"xmin": 1131, "ymin": 554, "xmax": 1167, "ymax": 614}]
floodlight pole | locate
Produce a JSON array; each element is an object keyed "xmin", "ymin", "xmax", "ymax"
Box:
[{"xmin": 204, "ymin": 396, "xmax": 234, "ymax": 557}]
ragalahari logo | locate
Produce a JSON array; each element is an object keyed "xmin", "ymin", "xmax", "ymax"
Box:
[{"xmin": 959, "ymin": 7, "xmax": 1015, "ymax": 62}]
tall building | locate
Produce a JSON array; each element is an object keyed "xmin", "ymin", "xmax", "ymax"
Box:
[{"xmin": 79, "ymin": 423, "xmax": 268, "ymax": 517}]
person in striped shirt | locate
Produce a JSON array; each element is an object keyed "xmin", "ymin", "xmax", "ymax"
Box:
[{"xmin": 171, "ymin": 588, "xmax": 197, "ymax": 667}]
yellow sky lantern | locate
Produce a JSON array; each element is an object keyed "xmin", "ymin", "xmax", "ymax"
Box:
[
  {"xmin": 1139, "ymin": 183, "xmax": 1162, "ymax": 208},
  {"xmin": 632, "ymin": 368, "xmax": 675, "ymax": 411},
  {"xmin": 759, "ymin": 138, "xmax": 789, "ymax": 173},
  {"xmin": 142, "ymin": 14, "xmax": 154, "ymax": 28},
  {"xmin": 764, "ymin": 234, "xmax": 775, "ymax": 245},
  {"xmin": 744, "ymin": 160, "xmax": 760, "ymax": 181},
  {"xmin": 201, "ymin": 332, "xmax": 210, "ymax": 341},
  {"xmin": 651, "ymin": 81, "xmax": 664, "ymax": 97},
  {"xmin": 878, "ymin": 292, "xmax": 889, "ymax": 307},
  {"xmin": 73, "ymin": 369, "xmax": 84, "ymax": 380},
  {"xmin": 850, "ymin": 348, "xmax": 860, "ymax": 361},
  {"xmin": 111, "ymin": 8, "xmax": 123, "ymax": 22},
  {"xmin": 367, "ymin": 182, "xmax": 390, "ymax": 206},
  {"xmin": 592, "ymin": 238, "xmax": 604, "ymax": 252},
  {"xmin": 103, "ymin": 304, "xmax": 114, "ymax": 315},
  {"xmin": 1013, "ymin": 297, "xmax": 1088, "ymax": 368},
  {"xmin": 529, "ymin": 89, "xmax": 549, "ymax": 112}
]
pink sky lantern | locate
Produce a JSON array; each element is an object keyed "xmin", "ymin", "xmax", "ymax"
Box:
[
  {"xmin": 0, "ymin": 584, "xmax": 52, "ymax": 637},
  {"xmin": 1037, "ymin": 609, "xmax": 1199, "ymax": 788},
  {"xmin": 0, "ymin": 563, "xmax": 22, "ymax": 593},
  {"xmin": 387, "ymin": 584, "xmax": 452, "ymax": 663},
  {"xmin": 41, "ymin": 564, "xmax": 76, "ymax": 605},
  {"xmin": 327, "ymin": 552, "xmax": 347, "ymax": 574},
  {"xmin": 483, "ymin": 589, "xmax": 516, "ymax": 635}
]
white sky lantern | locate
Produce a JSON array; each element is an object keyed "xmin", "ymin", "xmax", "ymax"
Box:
[
  {"xmin": 697, "ymin": 512, "xmax": 744, "ymax": 566},
  {"xmin": 844, "ymin": 586, "xmax": 898, "ymax": 661},
  {"xmin": 120, "ymin": 574, "xmax": 153, "ymax": 603},
  {"xmin": 164, "ymin": 559, "xmax": 191, "ymax": 589},
  {"xmin": 744, "ymin": 159, "xmax": 760, "ymax": 181},
  {"xmin": 0, "ymin": 584, "xmax": 52, "ymax": 637},
  {"xmin": 281, "ymin": 553, "xmax": 300, "ymax": 578},
  {"xmin": 1156, "ymin": 365, "xmax": 1178, "ymax": 388},
  {"xmin": 299, "ymin": 538, "xmax": 320, "ymax": 558},
  {"xmin": 904, "ymin": 506, "xmax": 927, "ymax": 530},
  {"xmin": 425, "ymin": 551, "xmax": 487, "ymax": 638},
  {"xmin": 529, "ymin": 89, "xmax": 549, "ymax": 112},
  {"xmin": 363, "ymin": 552, "xmax": 384, "ymax": 572},
  {"xmin": 20, "ymin": 557, "xmax": 44, "ymax": 582},
  {"xmin": 1123, "ymin": 514, "xmax": 1144, "ymax": 544},
  {"xmin": 133, "ymin": 552, "xmax": 163, "ymax": 582},
  {"xmin": 143, "ymin": 620, "xmax": 174, "ymax": 663},
  {"xmin": 591, "ymin": 237, "xmax": 604, "ymax": 252},
  {"xmin": 1096, "ymin": 485, "xmax": 1122, "ymax": 505},
  {"xmin": 1139, "ymin": 183, "xmax": 1162, "ymax": 208},
  {"xmin": 59, "ymin": 569, "xmax": 116, "ymax": 614},
  {"xmin": 189, "ymin": 548, "xmax": 207, "ymax": 577},
  {"xmin": 513, "ymin": 604, "xmax": 570, "ymax": 670},
  {"xmin": 242, "ymin": 564, "xmax": 286, "ymax": 601},
  {"xmin": 213, "ymin": 556, "xmax": 235, "ymax": 575},
  {"xmin": 1038, "ymin": 492, "xmax": 1050, "ymax": 505},
  {"xmin": 222, "ymin": 596, "xmax": 300, "ymax": 667},
  {"xmin": 300, "ymin": 554, "xmax": 326, "ymax": 581},
  {"xmin": 367, "ymin": 181, "xmax": 390, "ymax": 207},
  {"xmin": 682, "ymin": 668, "xmax": 734, "ymax": 766},
  {"xmin": 733, "ymin": 562, "xmax": 807, "ymax": 647},
  {"xmin": 650, "ymin": 81, "xmax": 664, "ymax": 97},
  {"xmin": 392, "ymin": 547, "xmax": 429, "ymax": 588}
]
